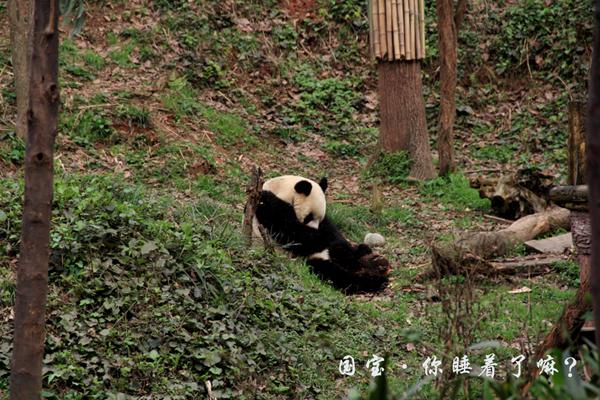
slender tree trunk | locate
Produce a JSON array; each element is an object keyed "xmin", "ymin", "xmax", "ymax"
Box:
[
  {"xmin": 378, "ymin": 60, "xmax": 435, "ymax": 180},
  {"xmin": 568, "ymin": 101, "xmax": 586, "ymax": 186},
  {"xmin": 10, "ymin": 0, "xmax": 59, "ymax": 397},
  {"xmin": 8, "ymin": 0, "xmax": 32, "ymax": 140},
  {"xmin": 436, "ymin": 0, "xmax": 457, "ymax": 176},
  {"xmin": 587, "ymin": 0, "xmax": 600, "ymax": 349},
  {"xmin": 567, "ymin": 101, "xmax": 590, "ymax": 293},
  {"xmin": 454, "ymin": 0, "xmax": 468, "ymax": 31}
]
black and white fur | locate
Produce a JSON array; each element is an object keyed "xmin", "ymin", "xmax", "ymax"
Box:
[
  {"xmin": 252, "ymin": 175, "xmax": 328, "ymax": 241},
  {"xmin": 255, "ymin": 188, "xmax": 388, "ymax": 293}
]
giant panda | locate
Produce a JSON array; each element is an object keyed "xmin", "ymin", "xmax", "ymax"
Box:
[
  {"xmin": 251, "ymin": 175, "xmax": 328, "ymax": 244},
  {"xmin": 255, "ymin": 176, "xmax": 389, "ymax": 293}
]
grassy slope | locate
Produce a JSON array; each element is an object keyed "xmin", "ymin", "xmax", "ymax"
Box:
[{"xmin": 0, "ymin": 0, "xmax": 590, "ymax": 398}]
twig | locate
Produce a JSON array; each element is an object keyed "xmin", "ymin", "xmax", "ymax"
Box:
[
  {"xmin": 483, "ymin": 214, "xmax": 513, "ymax": 224},
  {"xmin": 242, "ymin": 166, "xmax": 274, "ymax": 252},
  {"xmin": 462, "ymin": 168, "xmax": 502, "ymax": 174}
]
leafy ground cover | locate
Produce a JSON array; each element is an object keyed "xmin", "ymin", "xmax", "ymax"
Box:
[{"xmin": 0, "ymin": 0, "xmax": 592, "ymax": 398}]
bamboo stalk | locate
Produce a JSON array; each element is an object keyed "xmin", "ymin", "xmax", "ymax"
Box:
[
  {"xmin": 368, "ymin": 0, "xmax": 374, "ymax": 57},
  {"xmin": 413, "ymin": 0, "xmax": 418, "ymax": 59},
  {"xmin": 414, "ymin": 0, "xmax": 421, "ymax": 59},
  {"xmin": 410, "ymin": 0, "xmax": 416, "ymax": 59},
  {"xmin": 386, "ymin": 0, "xmax": 394, "ymax": 60},
  {"xmin": 371, "ymin": 0, "xmax": 381, "ymax": 58},
  {"xmin": 397, "ymin": 0, "xmax": 405, "ymax": 58},
  {"xmin": 419, "ymin": 0, "xmax": 425, "ymax": 58},
  {"xmin": 413, "ymin": 0, "xmax": 418, "ymax": 58},
  {"xmin": 378, "ymin": 0, "xmax": 387, "ymax": 59},
  {"xmin": 391, "ymin": 0, "xmax": 400, "ymax": 60},
  {"xmin": 403, "ymin": 0, "xmax": 411, "ymax": 59}
]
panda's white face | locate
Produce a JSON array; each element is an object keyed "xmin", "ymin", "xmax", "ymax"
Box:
[{"xmin": 262, "ymin": 175, "xmax": 327, "ymax": 228}]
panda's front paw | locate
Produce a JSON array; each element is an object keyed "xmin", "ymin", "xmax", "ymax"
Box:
[
  {"xmin": 255, "ymin": 191, "xmax": 269, "ymax": 220},
  {"xmin": 355, "ymin": 243, "xmax": 373, "ymax": 258},
  {"xmin": 256, "ymin": 190, "xmax": 289, "ymax": 226},
  {"xmin": 259, "ymin": 190, "xmax": 278, "ymax": 205}
]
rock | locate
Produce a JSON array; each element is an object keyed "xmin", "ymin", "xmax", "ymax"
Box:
[{"xmin": 364, "ymin": 233, "xmax": 385, "ymax": 247}]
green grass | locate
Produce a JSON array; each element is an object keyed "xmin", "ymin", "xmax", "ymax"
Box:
[
  {"xmin": 418, "ymin": 173, "xmax": 491, "ymax": 211},
  {"xmin": 108, "ymin": 41, "xmax": 136, "ymax": 67},
  {"xmin": 4, "ymin": 171, "xmax": 565, "ymax": 399},
  {"xmin": 327, "ymin": 202, "xmax": 416, "ymax": 243},
  {"xmin": 472, "ymin": 143, "xmax": 517, "ymax": 164},
  {"xmin": 115, "ymin": 104, "xmax": 151, "ymax": 128},
  {"xmin": 60, "ymin": 108, "xmax": 115, "ymax": 147},
  {"xmin": 454, "ymin": 215, "xmax": 482, "ymax": 229},
  {"xmin": 161, "ymin": 76, "xmax": 202, "ymax": 119},
  {"xmin": 161, "ymin": 76, "xmax": 257, "ymax": 147},
  {"xmin": 202, "ymin": 106, "xmax": 256, "ymax": 147},
  {"xmin": 83, "ymin": 51, "xmax": 106, "ymax": 71},
  {"xmin": 363, "ymin": 151, "xmax": 411, "ymax": 184},
  {"xmin": 0, "ymin": 131, "xmax": 25, "ymax": 165},
  {"xmin": 59, "ymin": 38, "xmax": 97, "ymax": 80},
  {"xmin": 552, "ymin": 260, "xmax": 580, "ymax": 287},
  {"xmin": 122, "ymin": 141, "xmax": 216, "ymax": 186},
  {"xmin": 0, "ymin": 174, "xmax": 415, "ymax": 398}
]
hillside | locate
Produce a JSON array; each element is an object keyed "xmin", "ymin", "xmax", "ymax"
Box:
[{"xmin": 0, "ymin": 0, "xmax": 593, "ymax": 398}]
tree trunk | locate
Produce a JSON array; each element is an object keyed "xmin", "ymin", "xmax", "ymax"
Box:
[
  {"xmin": 549, "ymin": 185, "xmax": 589, "ymax": 204},
  {"xmin": 8, "ymin": 0, "xmax": 32, "ymax": 140},
  {"xmin": 454, "ymin": 0, "xmax": 468, "ymax": 31},
  {"xmin": 10, "ymin": 0, "xmax": 59, "ymax": 397},
  {"xmin": 436, "ymin": 0, "xmax": 457, "ymax": 176},
  {"xmin": 378, "ymin": 60, "xmax": 435, "ymax": 180},
  {"xmin": 568, "ymin": 101, "xmax": 586, "ymax": 186},
  {"xmin": 588, "ymin": 0, "xmax": 600, "ymax": 349}
]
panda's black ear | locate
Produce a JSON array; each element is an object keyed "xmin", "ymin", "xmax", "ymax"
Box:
[
  {"xmin": 294, "ymin": 180, "xmax": 312, "ymax": 195},
  {"xmin": 318, "ymin": 177, "xmax": 328, "ymax": 192}
]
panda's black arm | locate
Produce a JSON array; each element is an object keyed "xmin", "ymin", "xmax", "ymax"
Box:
[
  {"xmin": 317, "ymin": 217, "xmax": 373, "ymax": 262},
  {"xmin": 255, "ymin": 191, "xmax": 327, "ymax": 256},
  {"xmin": 308, "ymin": 258, "xmax": 387, "ymax": 294}
]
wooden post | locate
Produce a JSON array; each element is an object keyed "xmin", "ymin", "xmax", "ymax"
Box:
[{"xmin": 10, "ymin": 0, "xmax": 60, "ymax": 397}]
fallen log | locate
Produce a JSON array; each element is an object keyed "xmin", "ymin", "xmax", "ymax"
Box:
[
  {"xmin": 490, "ymin": 254, "xmax": 569, "ymax": 275},
  {"xmin": 419, "ymin": 207, "xmax": 570, "ymax": 280},
  {"xmin": 470, "ymin": 168, "xmax": 555, "ymax": 220},
  {"xmin": 422, "ymin": 251, "xmax": 567, "ymax": 280},
  {"xmin": 549, "ymin": 185, "xmax": 588, "ymax": 206}
]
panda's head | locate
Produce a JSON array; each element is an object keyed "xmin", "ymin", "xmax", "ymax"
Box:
[{"xmin": 262, "ymin": 175, "xmax": 328, "ymax": 229}]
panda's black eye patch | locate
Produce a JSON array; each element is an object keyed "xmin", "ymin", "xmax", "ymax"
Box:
[
  {"xmin": 303, "ymin": 213, "xmax": 314, "ymax": 225},
  {"xmin": 294, "ymin": 180, "xmax": 313, "ymax": 196}
]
